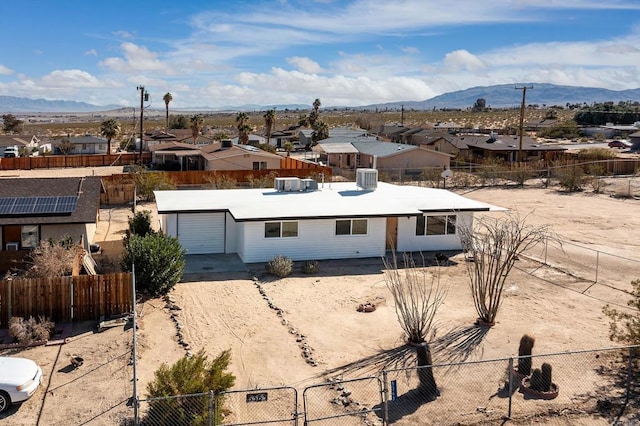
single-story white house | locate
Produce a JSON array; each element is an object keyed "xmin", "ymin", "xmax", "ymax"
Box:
[{"xmin": 154, "ymin": 170, "xmax": 501, "ymax": 263}]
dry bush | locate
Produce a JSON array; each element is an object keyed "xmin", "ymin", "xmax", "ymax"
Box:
[
  {"xmin": 301, "ymin": 260, "xmax": 320, "ymax": 274},
  {"xmin": 24, "ymin": 241, "xmax": 76, "ymax": 278},
  {"xmin": 205, "ymin": 173, "xmax": 237, "ymax": 189},
  {"xmin": 9, "ymin": 316, "xmax": 55, "ymax": 344},
  {"xmin": 266, "ymin": 255, "xmax": 293, "ymax": 278}
]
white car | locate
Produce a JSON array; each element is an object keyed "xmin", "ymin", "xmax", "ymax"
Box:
[{"xmin": 0, "ymin": 357, "xmax": 43, "ymax": 413}]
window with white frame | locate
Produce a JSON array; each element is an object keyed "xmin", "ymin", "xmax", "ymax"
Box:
[
  {"xmin": 416, "ymin": 215, "xmax": 456, "ymax": 236},
  {"xmin": 264, "ymin": 221, "xmax": 298, "ymax": 238},
  {"xmin": 253, "ymin": 161, "xmax": 268, "ymax": 170},
  {"xmin": 335, "ymin": 219, "xmax": 368, "ymax": 236}
]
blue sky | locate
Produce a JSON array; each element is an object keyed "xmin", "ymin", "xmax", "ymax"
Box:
[{"xmin": 1, "ymin": 0, "xmax": 640, "ymax": 108}]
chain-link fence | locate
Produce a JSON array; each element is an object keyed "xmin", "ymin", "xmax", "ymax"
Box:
[
  {"xmin": 522, "ymin": 236, "xmax": 640, "ymax": 293},
  {"xmin": 381, "ymin": 346, "xmax": 638, "ymax": 425},
  {"xmin": 302, "ymin": 376, "xmax": 384, "ymax": 425},
  {"xmin": 135, "ymin": 346, "xmax": 639, "ymax": 425}
]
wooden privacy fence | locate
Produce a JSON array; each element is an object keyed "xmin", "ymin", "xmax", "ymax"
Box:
[
  {"xmin": 0, "ymin": 273, "xmax": 132, "ymax": 328},
  {"xmin": 0, "ymin": 153, "xmax": 151, "ymax": 170}
]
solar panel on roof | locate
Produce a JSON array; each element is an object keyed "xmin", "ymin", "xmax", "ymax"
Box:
[{"xmin": 0, "ymin": 195, "xmax": 78, "ymax": 215}]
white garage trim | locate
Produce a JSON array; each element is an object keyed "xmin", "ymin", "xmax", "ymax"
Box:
[{"xmin": 177, "ymin": 213, "xmax": 225, "ymax": 254}]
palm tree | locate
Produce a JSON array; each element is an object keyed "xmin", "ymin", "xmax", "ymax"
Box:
[
  {"xmin": 313, "ymin": 98, "xmax": 321, "ymax": 115},
  {"xmin": 311, "ymin": 120, "xmax": 329, "ymax": 145},
  {"xmin": 308, "ymin": 110, "xmax": 319, "ymax": 127},
  {"xmin": 235, "ymin": 112, "xmax": 250, "ymax": 144},
  {"xmin": 190, "ymin": 114, "xmax": 204, "ymax": 145},
  {"xmin": 100, "ymin": 118, "xmax": 121, "ymax": 154},
  {"xmin": 163, "ymin": 92, "xmax": 173, "ymax": 130},
  {"xmin": 263, "ymin": 109, "xmax": 276, "ymax": 146}
]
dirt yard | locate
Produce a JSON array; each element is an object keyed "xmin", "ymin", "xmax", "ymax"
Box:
[{"xmin": 1, "ymin": 172, "xmax": 640, "ymax": 425}]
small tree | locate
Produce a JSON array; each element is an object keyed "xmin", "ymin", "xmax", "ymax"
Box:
[
  {"xmin": 135, "ymin": 172, "xmax": 176, "ymax": 201},
  {"xmin": 169, "ymin": 115, "xmax": 189, "ymax": 129},
  {"xmin": 125, "ymin": 210, "xmax": 155, "ymax": 245},
  {"xmin": 121, "ymin": 233, "xmax": 186, "ymax": 296},
  {"xmin": 383, "ymin": 253, "xmax": 446, "ymax": 399},
  {"xmin": 459, "ymin": 214, "xmax": 550, "ymax": 325},
  {"xmin": 146, "ymin": 349, "xmax": 235, "ymax": 425},
  {"xmin": 2, "ymin": 114, "xmax": 24, "ymax": 133},
  {"xmin": 57, "ymin": 138, "xmax": 74, "ymax": 155}
]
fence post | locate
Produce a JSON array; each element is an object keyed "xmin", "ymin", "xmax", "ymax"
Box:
[
  {"xmin": 507, "ymin": 358, "xmax": 513, "ymax": 419},
  {"xmin": 627, "ymin": 347, "xmax": 633, "ymax": 403},
  {"xmin": 208, "ymin": 390, "xmax": 214, "ymax": 426},
  {"xmin": 382, "ymin": 370, "xmax": 389, "ymax": 426}
]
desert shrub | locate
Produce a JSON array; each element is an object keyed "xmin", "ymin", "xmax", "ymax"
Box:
[
  {"xmin": 146, "ymin": 349, "xmax": 235, "ymax": 426},
  {"xmin": 301, "ymin": 260, "xmax": 320, "ymax": 274},
  {"xmin": 478, "ymin": 158, "xmax": 509, "ymax": 186},
  {"xmin": 603, "ymin": 279, "xmax": 640, "ymax": 346},
  {"xmin": 577, "ymin": 148, "xmax": 617, "ymax": 160},
  {"xmin": 9, "ymin": 316, "xmax": 54, "ymax": 344},
  {"xmin": 419, "ymin": 167, "xmax": 442, "ymax": 188},
  {"xmin": 135, "ymin": 172, "xmax": 176, "ymax": 201},
  {"xmin": 247, "ymin": 171, "xmax": 278, "ymax": 188},
  {"xmin": 206, "ymin": 173, "xmax": 237, "ymax": 189},
  {"xmin": 266, "ymin": 255, "xmax": 293, "ymax": 278},
  {"xmin": 121, "ymin": 233, "xmax": 186, "ymax": 296},
  {"xmin": 24, "ymin": 239, "xmax": 76, "ymax": 278},
  {"xmin": 508, "ymin": 162, "xmax": 540, "ymax": 186},
  {"xmin": 554, "ymin": 165, "xmax": 586, "ymax": 192}
]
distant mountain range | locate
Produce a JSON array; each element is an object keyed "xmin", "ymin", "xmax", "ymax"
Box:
[{"xmin": 1, "ymin": 83, "xmax": 639, "ymax": 113}]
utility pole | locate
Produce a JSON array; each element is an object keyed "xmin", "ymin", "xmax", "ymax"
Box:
[
  {"xmin": 516, "ymin": 85, "xmax": 533, "ymax": 163},
  {"xmin": 136, "ymin": 86, "xmax": 148, "ymax": 164},
  {"xmin": 401, "ymin": 105, "xmax": 404, "ymax": 127}
]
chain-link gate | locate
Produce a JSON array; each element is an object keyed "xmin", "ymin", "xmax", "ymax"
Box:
[
  {"xmin": 302, "ymin": 376, "xmax": 384, "ymax": 425},
  {"xmin": 216, "ymin": 386, "xmax": 298, "ymax": 425}
]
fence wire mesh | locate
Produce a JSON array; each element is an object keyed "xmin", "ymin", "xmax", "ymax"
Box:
[
  {"xmin": 134, "ymin": 347, "xmax": 640, "ymax": 425},
  {"xmin": 139, "ymin": 392, "xmax": 211, "ymax": 425},
  {"xmin": 302, "ymin": 376, "xmax": 384, "ymax": 425}
]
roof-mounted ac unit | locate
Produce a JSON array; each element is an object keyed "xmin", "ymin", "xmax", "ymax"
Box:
[
  {"xmin": 300, "ymin": 178, "xmax": 318, "ymax": 191},
  {"xmin": 356, "ymin": 168, "xmax": 378, "ymax": 190},
  {"xmin": 274, "ymin": 177, "xmax": 302, "ymax": 192}
]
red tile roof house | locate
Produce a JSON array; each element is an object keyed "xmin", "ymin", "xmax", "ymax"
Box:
[{"xmin": 0, "ymin": 177, "xmax": 101, "ymax": 270}]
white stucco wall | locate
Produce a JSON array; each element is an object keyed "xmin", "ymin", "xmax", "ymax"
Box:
[
  {"xmin": 396, "ymin": 212, "xmax": 473, "ymax": 252},
  {"xmin": 41, "ymin": 223, "xmax": 93, "ymax": 248},
  {"xmin": 225, "ymin": 212, "xmax": 238, "ymax": 253},
  {"xmin": 237, "ymin": 217, "xmax": 387, "ymax": 263}
]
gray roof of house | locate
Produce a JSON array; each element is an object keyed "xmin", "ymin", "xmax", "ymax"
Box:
[
  {"xmin": 0, "ymin": 177, "xmax": 101, "ymax": 225},
  {"xmin": 351, "ymin": 141, "xmax": 417, "ymax": 157},
  {"xmin": 448, "ymin": 134, "xmax": 566, "ymax": 151},
  {"xmin": 68, "ymin": 135, "xmax": 108, "ymax": 144}
]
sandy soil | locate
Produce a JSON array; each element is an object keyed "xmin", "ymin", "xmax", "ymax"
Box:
[{"xmin": 2, "ymin": 171, "xmax": 640, "ymax": 425}]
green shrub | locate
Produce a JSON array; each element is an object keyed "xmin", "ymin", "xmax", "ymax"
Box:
[
  {"xmin": 301, "ymin": 260, "xmax": 320, "ymax": 274},
  {"xmin": 135, "ymin": 172, "xmax": 176, "ymax": 201},
  {"xmin": 266, "ymin": 255, "xmax": 293, "ymax": 277},
  {"xmin": 554, "ymin": 165, "xmax": 586, "ymax": 192},
  {"xmin": 120, "ymin": 233, "xmax": 186, "ymax": 296},
  {"xmin": 146, "ymin": 349, "xmax": 235, "ymax": 425},
  {"xmin": 125, "ymin": 210, "xmax": 155, "ymax": 244}
]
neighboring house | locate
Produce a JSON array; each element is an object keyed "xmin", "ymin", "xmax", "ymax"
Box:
[
  {"xmin": 231, "ymin": 134, "xmax": 266, "ymax": 145},
  {"xmin": 0, "ymin": 135, "xmax": 31, "ymax": 157},
  {"xmin": 445, "ymin": 134, "xmax": 566, "ymax": 162},
  {"xmin": 202, "ymin": 141, "xmax": 283, "ymax": 171},
  {"xmin": 0, "ymin": 177, "xmax": 101, "ymax": 253},
  {"xmin": 268, "ymin": 130, "xmax": 298, "ymax": 148},
  {"xmin": 314, "ymin": 140, "xmax": 451, "ymax": 172},
  {"xmin": 149, "ymin": 141, "xmax": 205, "ymax": 171},
  {"xmin": 298, "ymin": 127, "xmax": 369, "ymax": 146},
  {"xmin": 154, "ymin": 169, "xmax": 501, "ymax": 262},
  {"xmin": 53, "ymin": 135, "xmax": 110, "ymax": 155}
]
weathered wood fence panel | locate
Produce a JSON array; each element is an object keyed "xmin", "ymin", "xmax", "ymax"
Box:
[
  {"xmin": 0, "ymin": 153, "xmax": 151, "ymax": 170},
  {"xmin": 0, "ymin": 273, "xmax": 132, "ymax": 327}
]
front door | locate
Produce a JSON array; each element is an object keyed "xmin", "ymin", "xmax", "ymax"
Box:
[{"xmin": 386, "ymin": 217, "xmax": 398, "ymax": 250}]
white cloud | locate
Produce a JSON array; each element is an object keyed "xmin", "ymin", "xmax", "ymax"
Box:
[
  {"xmin": 84, "ymin": 49, "xmax": 98, "ymax": 56},
  {"xmin": 287, "ymin": 57, "xmax": 323, "ymax": 73},
  {"xmin": 100, "ymin": 43, "xmax": 172, "ymax": 74},
  {"xmin": 443, "ymin": 50, "xmax": 486, "ymax": 72},
  {"xmin": 113, "ymin": 30, "xmax": 135, "ymax": 39},
  {"xmin": 0, "ymin": 65, "xmax": 13, "ymax": 75},
  {"xmin": 401, "ymin": 46, "xmax": 420, "ymax": 54}
]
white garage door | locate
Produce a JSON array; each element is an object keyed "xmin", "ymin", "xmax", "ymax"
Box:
[{"xmin": 177, "ymin": 213, "xmax": 225, "ymax": 254}]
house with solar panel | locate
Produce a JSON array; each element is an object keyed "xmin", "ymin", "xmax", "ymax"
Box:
[
  {"xmin": 154, "ymin": 169, "xmax": 500, "ymax": 263},
  {"xmin": 0, "ymin": 177, "xmax": 101, "ymax": 254}
]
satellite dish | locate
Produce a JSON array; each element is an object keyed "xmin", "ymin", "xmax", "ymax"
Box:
[{"xmin": 441, "ymin": 169, "xmax": 453, "ymax": 179}]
